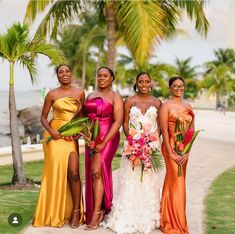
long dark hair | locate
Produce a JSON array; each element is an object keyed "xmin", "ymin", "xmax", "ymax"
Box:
[
  {"xmin": 133, "ymin": 72, "xmax": 151, "ymax": 93},
  {"xmin": 168, "ymin": 76, "xmax": 185, "ymax": 87},
  {"xmin": 97, "ymin": 66, "xmax": 115, "ymax": 81},
  {"xmin": 56, "ymin": 64, "xmax": 72, "ymax": 76}
]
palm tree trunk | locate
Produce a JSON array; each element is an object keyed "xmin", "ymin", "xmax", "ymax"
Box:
[
  {"xmin": 106, "ymin": 0, "xmax": 116, "ymax": 71},
  {"xmin": 82, "ymin": 53, "xmax": 86, "ymax": 88},
  {"xmin": 9, "ymin": 62, "xmax": 26, "ymax": 184},
  {"xmin": 95, "ymin": 47, "xmax": 103, "ymax": 90},
  {"xmin": 216, "ymin": 91, "xmax": 220, "ymax": 108}
]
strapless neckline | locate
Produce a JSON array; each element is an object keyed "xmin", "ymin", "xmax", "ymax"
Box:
[
  {"xmin": 53, "ymin": 96, "xmax": 78, "ymax": 104},
  {"xmin": 130, "ymin": 106, "xmax": 157, "ymax": 116},
  {"xmin": 86, "ymin": 96, "xmax": 113, "ymax": 107}
]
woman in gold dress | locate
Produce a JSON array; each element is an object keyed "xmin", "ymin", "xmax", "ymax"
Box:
[
  {"xmin": 32, "ymin": 64, "xmax": 85, "ymax": 228},
  {"xmin": 159, "ymin": 77, "xmax": 194, "ymax": 234}
]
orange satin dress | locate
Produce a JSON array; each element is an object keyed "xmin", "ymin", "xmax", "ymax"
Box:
[
  {"xmin": 32, "ymin": 97, "xmax": 85, "ymax": 227},
  {"xmin": 160, "ymin": 108, "xmax": 194, "ymax": 234}
]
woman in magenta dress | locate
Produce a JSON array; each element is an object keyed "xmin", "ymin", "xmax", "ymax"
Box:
[{"xmin": 84, "ymin": 66, "xmax": 123, "ymax": 230}]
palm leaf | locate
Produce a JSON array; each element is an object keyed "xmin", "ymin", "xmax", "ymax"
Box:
[
  {"xmin": 25, "ymin": 0, "xmax": 82, "ymax": 39},
  {"xmin": 24, "ymin": 0, "xmax": 54, "ymax": 23},
  {"xmin": 151, "ymin": 151, "xmax": 164, "ymax": 172},
  {"xmin": 173, "ymin": 0, "xmax": 209, "ymax": 36},
  {"xmin": 115, "ymin": 1, "xmax": 165, "ymax": 68}
]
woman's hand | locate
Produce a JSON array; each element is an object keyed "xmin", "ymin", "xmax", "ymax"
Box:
[
  {"xmin": 63, "ymin": 136, "xmax": 73, "ymax": 141},
  {"xmin": 50, "ymin": 129, "xmax": 62, "ymax": 140},
  {"xmin": 95, "ymin": 142, "xmax": 106, "ymax": 153},
  {"xmin": 73, "ymin": 134, "xmax": 82, "ymax": 140},
  {"xmin": 179, "ymin": 153, "xmax": 189, "ymax": 165},
  {"xmin": 170, "ymin": 152, "xmax": 182, "ymax": 165}
]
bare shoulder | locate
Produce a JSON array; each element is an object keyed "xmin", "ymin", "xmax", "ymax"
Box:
[
  {"xmin": 124, "ymin": 95, "xmax": 135, "ymax": 106},
  {"xmin": 160, "ymin": 101, "xmax": 171, "ymax": 111},
  {"xmin": 46, "ymin": 88, "xmax": 58, "ymax": 100},
  {"xmin": 86, "ymin": 91, "xmax": 98, "ymax": 100},
  {"xmin": 151, "ymin": 96, "xmax": 162, "ymax": 108},
  {"xmin": 112, "ymin": 90, "xmax": 123, "ymax": 102},
  {"xmin": 72, "ymin": 86, "xmax": 84, "ymax": 95},
  {"xmin": 184, "ymin": 102, "xmax": 193, "ymax": 110}
]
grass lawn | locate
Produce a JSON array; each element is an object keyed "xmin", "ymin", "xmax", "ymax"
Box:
[
  {"xmin": 204, "ymin": 166, "xmax": 235, "ymax": 234},
  {"xmin": 0, "ymin": 154, "xmax": 121, "ymax": 234}
]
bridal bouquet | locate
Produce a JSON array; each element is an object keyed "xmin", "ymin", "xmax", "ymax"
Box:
[
  {"xmin": 123, "ymin": 123, "xmax": 163, "ymax": 182},
  {"xmin": 174, "ymin": 117, "xmax": 202, "ymax": 176}
]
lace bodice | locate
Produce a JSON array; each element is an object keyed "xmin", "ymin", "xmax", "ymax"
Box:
[{"xmin": 129, "ymin": 106, "xmax": 158, "ymax": 133}]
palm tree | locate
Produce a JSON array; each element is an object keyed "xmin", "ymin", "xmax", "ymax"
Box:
[
  {"xmin": 56, "ymin": 12, "xmax": 107, "ymax": 88},
  {"xmin": 213, "ymin": 48, "xmax": 235, "ymax": 69},
  {"xmin": 0, "ymin": 23, "xmax": 64, "ymax": 185},
  {"xmin": 24, "ymin": 0, "xmax": 209, "ymax": 70},
  {"xmin": 174, "ymin": 57, "xmax": 200, "ymax": 99},
  {"xmin": 201, "ymin": 63, "xmax": 235, "ymax": 106}
]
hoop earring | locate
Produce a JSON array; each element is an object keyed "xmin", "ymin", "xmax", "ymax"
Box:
[
  {"xmin": 148, "ymin": 87, "xmax": 152, "ymax": 92},
  {"xmin": 136, "ymin": 87, "xmax": 139, "ymax": 92}
]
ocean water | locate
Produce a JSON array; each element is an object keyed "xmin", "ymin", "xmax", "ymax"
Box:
[{"xmin": 0, "ymin": 90, "xmax": 41, "ymax": 147}]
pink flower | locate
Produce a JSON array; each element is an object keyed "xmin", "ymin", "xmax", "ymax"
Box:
[
  {"xmin": 95, "ymin": 134, "xmax": 104, "ymax": 145},
  {"xmin": 126, "ymin": 135, "xmax": 133, "ymax": 145},
  {"xmin": 88, "ymin": 141, "xmax": 95, "ymax": 149},
  {"xmin": 137, "ymin": 138, "xmax": 145, "ymax": 146},
  {"xmin": 183, "ymin": 127, "xmax": 194, "ymax": 146}
]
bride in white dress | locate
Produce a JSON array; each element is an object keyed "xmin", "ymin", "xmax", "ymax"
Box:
[{"xmin": 103, "ymin": 72, "xmax": 162, "ymax": 234}]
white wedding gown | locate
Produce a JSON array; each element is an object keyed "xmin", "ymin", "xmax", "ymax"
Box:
[{"xmin": 103, "ymin": 106, "xmax": 161, "ymax": 234}]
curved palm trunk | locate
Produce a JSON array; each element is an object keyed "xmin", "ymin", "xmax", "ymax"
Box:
[
  {"xmin": 9, "ymin": 62, "xmax": 26, "ymax": 184},
  {"xmin": 106, "ymin": 0, "xmax": 116, "ymax": 71}
]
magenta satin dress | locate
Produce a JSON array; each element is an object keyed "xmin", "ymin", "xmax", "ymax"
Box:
[{"xmin": 84, "ymin": 97, "xmax": 120, "ymax": 224}]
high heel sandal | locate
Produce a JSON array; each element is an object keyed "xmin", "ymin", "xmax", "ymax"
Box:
[
  {"xmin": 84, "ymin": 210, "xmax": 104, "ymax": 231},
  {"xmin": 70, "ymin": 209, "xmax": 80, "ymax": 229}
]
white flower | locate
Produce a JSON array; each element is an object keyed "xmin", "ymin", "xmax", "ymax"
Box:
[
  {"xmin": 133, "ymin": 133, "xmax": 142, "ymax": 140},
  {"xmin": 148, "ymin": 141, "xmax": 160, "ymax": 150}
]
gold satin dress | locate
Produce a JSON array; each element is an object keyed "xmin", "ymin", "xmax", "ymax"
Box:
[
  {"xmin": 160, "ymin": 108, "xmax": 194, "ymax": 234},
  {"xmin": 32, "ymin": 97, "xmax": 85, "ymax": 227}
]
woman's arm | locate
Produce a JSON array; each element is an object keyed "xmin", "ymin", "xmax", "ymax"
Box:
[
  {"xmin": 40, "ymin": 92, "xmax": 61, "ymax": 140},
  {"xmin": 75, "ymin": 89, "xmax": 85, "ymax": 117},
  {"xmin": 159, "ymin": 103, "xmax": 181, "ymax": 164},
  {"xmin": 155, "ymin": 99, "xmax": 162, "ymax": 136},
  {"xmin": 123, "ymin": 97, "xmax": 132, "ymax": 136},
  {"xmin": 95, "ymin": 93, "xmax": 124, "ymax": 153}
]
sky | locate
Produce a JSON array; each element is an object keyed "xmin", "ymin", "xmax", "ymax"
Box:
[{"xmin": 0, "ymin": 0, "xmax": 234, "ymax": 91}]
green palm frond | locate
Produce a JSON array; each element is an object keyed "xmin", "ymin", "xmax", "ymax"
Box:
[
  {"xmin": 174, "ymin": 57, "xmax": 199, "ymax": 79},
  {"xmin": 115, "ymin": 1, "xmax": 165, "ymax": 68},
  {"xmin": 0, "ymin": 22, "xmax": 65, "ymax": 85},
  {"xmin": 32, "ymin": 0, "xmax": 82, "ymax": 39},
  {"xmin": 24, "ymin": 0, "xmax": 54, "ymax": 23},
  {"xmin": 19, "ymin": 55, "xmax": 37, "ymax": 83},
  {"xmin": 173, "ymin": 0, "xmax": 209, "ymax": 36}
]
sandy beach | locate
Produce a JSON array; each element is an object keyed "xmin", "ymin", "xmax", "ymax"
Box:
[{"xmin": 1, "ymin": 109, "xmax": 234, "ymax": 234}]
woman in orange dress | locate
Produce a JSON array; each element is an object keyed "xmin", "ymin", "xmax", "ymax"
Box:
[{"xmin": 159, "ymin": 76, "xmax": 194, "ymax": 234}]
